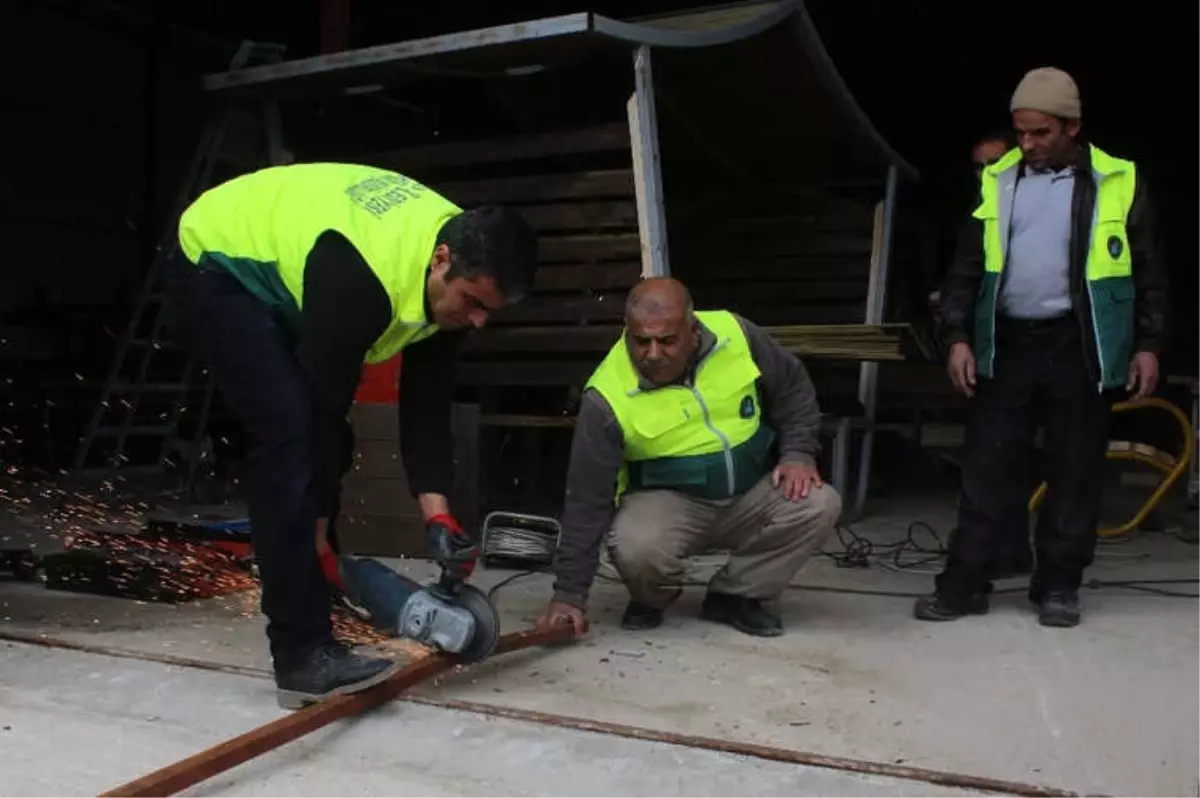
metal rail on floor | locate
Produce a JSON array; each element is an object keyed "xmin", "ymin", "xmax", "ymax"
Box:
[
  {"xmin": 93, "ymin": 626, "xmax": 577, "ymax": 797},
  {"xmin": 1, "ymin": 629, "xmax": 1078, "ymax": 798}
]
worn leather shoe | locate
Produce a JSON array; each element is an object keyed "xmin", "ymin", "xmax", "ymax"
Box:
[
  {"xmin": 275, "ymin": 642, "xmax": 401, "ymax": 710},
  {"xmin": 700, "ymin": 592, "xmax": 783, "ymax": 637},
  {"xmin": 620, "ymin": 601, "xmax": 664, "ymax": 630},
  {"xmin": 1036, "ymin": 590, "xmax": 1081, "ymax": 628},
  {"xmin": 913, "ymin": 592, "xmax": 989, "ymax": 621}
]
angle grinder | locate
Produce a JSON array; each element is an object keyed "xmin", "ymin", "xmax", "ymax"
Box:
[{"xmin": 335, "ymin": 556, "xmax": 501, "ymax": 663}]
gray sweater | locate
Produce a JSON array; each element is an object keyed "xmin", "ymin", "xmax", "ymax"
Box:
[
  {"xmin": 999, "ymin": 166, "xmax": 1075, "ymax": 319},
  {"xmin": 551, "ymin": 314, "xmax": 823, "ymax": 609}
]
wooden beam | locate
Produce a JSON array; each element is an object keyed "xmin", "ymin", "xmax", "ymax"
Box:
[
  {"xmin": 534, "ymin": 261, "xmax": 640, "ymax": 292},
  {"xmin": 538, "ymin": 233, "xmax": 641, "ymax": 263},
  {"xmin": 464, "ymin": 325, "xmax": 622, "ymax": 354},
  {"xmin": 434, "ymin": 170, "xmax": 634, "ymax": 205},
  {"xmin": 679, "ymin": 232, "xmax": 875, "ymax": 258},
  {"xmin": 457, "ymin": 360, "xmax": 598, "ymax": 387},
  {"xmin": 714, "ymin": 211, "xmax": 876, "ymax": 234},
  {"xmin": 489, "ymin": 294, "xmax": 626, "ymax": 325},
  {"xmin": 716, "ymin": 304, "xmax": 868, "ymax": 326},
  {"xmin": 675, "ymin": 257, "xmax": 872, "ymax": 282},
  {"xmin": 690, "ymin": 280, "xmax": 872, "ymax": 304},
  {"xmin": 372, "ymin": 123, "xmax": 631, "ymax": 171},
  {"xmin": 99, "ymin": 625, "xmax": 578, "ymax": 798},
  {"xmin": 481, "ymin": 414, "xmax": 577, "ymax": 428},
  {"xmin": 519, "ymin": 200, "xmax": 638, "ymax": 232}
]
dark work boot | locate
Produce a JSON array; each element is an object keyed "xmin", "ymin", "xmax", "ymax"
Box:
[
  {"xmin": 913, "ymin": 592, "xmax": 989, "ymax": 621},
  {"xmin": 620, "ymin": 601, "xmax": 664, "ymax": 631},
  {"xmin": 700, "ymin": 592, "xmax": 783, "ymax": 637},
  {"xmin": 274, "ymin": 641, "xmax": 402, "ymax": 710},
  {"xmin": 1036, "ymin": 590, "xmax": 1081, "ymax": 628}
]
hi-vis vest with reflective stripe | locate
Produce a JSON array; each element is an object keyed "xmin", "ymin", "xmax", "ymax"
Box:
[
  {"xmin": 178, "ymin": 163, "xmax": 462, "ymax": 364},
  {"xmin": 586, "ymin": 310, "xmax": 775, "ymax": 501},
  {"xmin": 972, "ymin": 144, "xmax": 1137, "ymax": 390}
]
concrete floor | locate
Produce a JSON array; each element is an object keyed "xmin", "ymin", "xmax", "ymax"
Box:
[
  {"xmin": 2, "ymin": 493, "xmax": 1198, "ymax": 796},
  {"xmin": 3, "ymin": 642, "xmax": 986, "ymax": 797}
]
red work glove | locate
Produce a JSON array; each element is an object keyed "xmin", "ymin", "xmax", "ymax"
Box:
[
  {"xmin": 426, "ymin": 513, "xmax": 479, "ymax": 581},
  {"xmin": 317, "ymin": 544, "xmax": 346, "ymax": 592}
]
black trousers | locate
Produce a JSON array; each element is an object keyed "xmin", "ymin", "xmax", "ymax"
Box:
[
  {"xmin": 163, "ymin": 255, "xmax": 352, "ymax": 670},
  {"xmin": 936, "ymin": 315, "xmax": 1113, "ymax": 600}
]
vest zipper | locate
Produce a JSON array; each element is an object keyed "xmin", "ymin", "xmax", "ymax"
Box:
[
  {"xmin": 688, "ymin": 385, "xmax": 735, "ymax": 495},
  {"xmin": 690, "ymin": 339, "xmax": 735, "ymax": 496},
  {"xmin": 1083, "ymin": 172, "xmax": 1106, "ymax": 394},
  {"xmin": 1083, "ymin": 277, "xmax": 1104, "ymax": 393}
]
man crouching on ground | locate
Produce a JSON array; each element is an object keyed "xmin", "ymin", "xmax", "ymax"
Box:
[{"xmin": 535, "ymin": 278, "xmax": 840, "ymax": 637}]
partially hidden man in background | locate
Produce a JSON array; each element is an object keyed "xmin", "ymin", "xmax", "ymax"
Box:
[
  {"xmin": 918, "ymin": 67, "xmax": 1168, "ymax": 628},
  {"xmin": 536, "ymin": 278, "xmax": 841, "ymax": 638},
  {"xmin": 164, "ymin": 163, "xmax": 538, "ymax": 707}
]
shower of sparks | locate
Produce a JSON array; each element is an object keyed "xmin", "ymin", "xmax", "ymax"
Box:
[{"xmin": 1, "ymin": 470, "xmax": 432, "ymax": 652}]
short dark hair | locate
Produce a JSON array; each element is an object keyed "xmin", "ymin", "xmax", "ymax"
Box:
[
  {"xmin": 977, "ymin": 128, "xmax": 1017, "ymax": 149},
  {"xmin": 436, "ymin": 205, "xmax": 538, "ymax": 301}
]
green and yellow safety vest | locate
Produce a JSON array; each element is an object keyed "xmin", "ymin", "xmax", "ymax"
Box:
[
  {"xmin": 972, "ymin": 144, "xmax": 1138, "ymax": 390},
  {"xmin": 178, "ymin": 163, "xmax": 463, "ymax": 363},
  {"xmin": 586, "ymin": 310, "xmax": 775, "ymax": 501}
]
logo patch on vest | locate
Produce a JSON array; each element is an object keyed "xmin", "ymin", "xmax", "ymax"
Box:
[
  {"xmin": 1107, "ymin": 235, "xmax": 1123, "ymax": 259},
  {"xmin": 739, "ymin": 395, "xmax": 755, "ymax": 419}
]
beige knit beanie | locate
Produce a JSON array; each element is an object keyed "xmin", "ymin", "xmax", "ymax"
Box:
[{"xmin": 1010, "ymin": 67, "xmax": 1081, "ymax": 119}]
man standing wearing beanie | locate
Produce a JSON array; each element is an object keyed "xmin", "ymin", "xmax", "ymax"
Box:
[{"xmin": 917, "ymin": 67, "xmax": 1168, "ymax": 627}]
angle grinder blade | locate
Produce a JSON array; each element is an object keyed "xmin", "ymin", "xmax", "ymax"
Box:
[{"xmin": 449, "ymin": 583, "xmax": 501, "ymax": 663}]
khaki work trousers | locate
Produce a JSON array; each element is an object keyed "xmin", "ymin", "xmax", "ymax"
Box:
[{"xmin": 607, "ymin": 473, "xmax": 841, "ymax": 609}]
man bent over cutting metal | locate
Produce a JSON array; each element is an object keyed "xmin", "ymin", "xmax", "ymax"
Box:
[
  {"xmin": 163, "ymin": 163, "xmax": 537, "ymax": 707},
  {"xmin": 536, "ymin": 278, "xmax": 840, "ymax": 637}
]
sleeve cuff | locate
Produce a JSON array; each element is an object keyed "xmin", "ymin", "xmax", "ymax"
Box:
[
  {"xmin": 1134, "ymin": 338, "xmax": 1162, "ymax": 357},
  {"xmin": 551, "ymin": 589, "xmax": 589, "ymax": 610},
  {"xmin": 945, "ymin": 329, "xmax": 970, "ymax": 347},
  {"xmin": 778, "ymin": 452, "xmax": 816, "ymax": 467}
]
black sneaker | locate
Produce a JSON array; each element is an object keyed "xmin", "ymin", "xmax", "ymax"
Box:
[
  {"xmin": 274, "ymin": 642, "xmax": 402, "ymax": 710},
  {"xmin": 620, "ymin": 601, "xmax": 664, "ymax": 630},
  {"xmin": 1036, "ymin": 590, "xmax": 1081, "ymax": 628},
  {"xmin": 913, "ymin": 593, "xmax": 989, "ymax": 621},
  {"xmin": 700, "ymin": 592, "xmax": 783, "ymax": 637}
]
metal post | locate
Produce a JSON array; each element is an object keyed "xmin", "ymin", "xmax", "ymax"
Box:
[
  {"xmin": 851, "ymin": 164, "xmax": 899, "ymax": 518},
  {"xmin": 629, "ymin": 44, "xmax": 670, "ymax": 277}
]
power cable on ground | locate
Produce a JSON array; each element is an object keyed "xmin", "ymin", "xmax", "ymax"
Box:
[{"xmin": 481, "ymin": 519, "xmax": 1199, "ymax": 601}]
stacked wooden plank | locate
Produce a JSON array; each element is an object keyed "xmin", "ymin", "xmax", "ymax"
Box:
[
  {"xmin": 338, "ymin": 403, "xmax": 480, "ymax": 558},
  {"xmin": 361, "ymin": 122, "xmax": 641, "ymax": 515},
  {"xmin": 769, "ymin": 323, "xmax": 910, "ymax": 361},
  {"xmin": 365, "ymin": 122, "xmax": 640, "ymax": 399}
]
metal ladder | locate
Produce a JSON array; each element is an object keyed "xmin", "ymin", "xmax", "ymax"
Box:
[{"xmin": 72, "ymin": 41, "xmax": 288, "ymax": 493}]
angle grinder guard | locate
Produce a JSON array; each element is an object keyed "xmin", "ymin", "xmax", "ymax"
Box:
[{"xmin": 337, "ymin": 556, "xmax": 500, "ymax": 662}]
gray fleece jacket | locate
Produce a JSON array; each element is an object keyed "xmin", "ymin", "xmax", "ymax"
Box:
[{"xmin": 551, "ymin": 313, "xmax": 823, "ymax": 609}]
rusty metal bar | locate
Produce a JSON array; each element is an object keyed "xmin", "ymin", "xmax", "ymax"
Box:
[{"xmin": 97, "ymin": 625, "xmax": 577, "ymax": 798}]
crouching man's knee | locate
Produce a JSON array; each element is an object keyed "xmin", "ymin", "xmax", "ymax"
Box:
[
  {"xmin": 610, "ymin": 536, "xmax": 685, "ymax": 586},
  {"xmin": 768, "ymin": 482, "xmax": 841, "ymax": 537}
]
